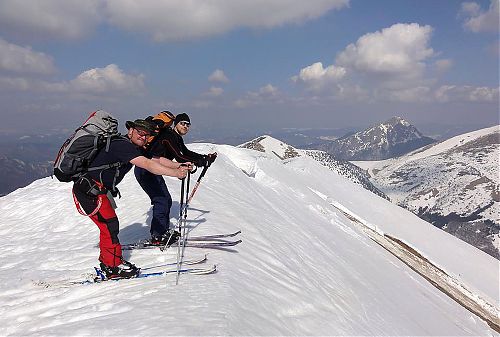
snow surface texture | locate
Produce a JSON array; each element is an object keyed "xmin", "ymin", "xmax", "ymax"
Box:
[{"xmin": 0, "ymin": 143, "xmax": 498, "ymax": 335}]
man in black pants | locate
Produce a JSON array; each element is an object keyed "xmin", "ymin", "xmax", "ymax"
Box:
[{"xmin": 134, "ymin": 113, "xmax": 216, "ymax": 246}]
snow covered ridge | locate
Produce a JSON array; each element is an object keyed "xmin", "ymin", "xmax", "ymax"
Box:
[
  {"xmin": 315, "ymin": 116, "xmax": 435, "ymax": 160},
  {"xmin": 0, "ymin": 142, "xmax": 499, "ymax": 335},
  {"xmin": 357, "ymin": 125, "xmax": 500, "ymax": 259},
  {"xmin": 239, "ymin": 135, "xmax": 387, "ymax": 198}
]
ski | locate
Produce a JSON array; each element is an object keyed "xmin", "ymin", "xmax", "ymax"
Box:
[
  {"xmin": 34, "ymin": 264, "xmax": 216, "ymax": 288},
  {"xmin": 187, "ymin": 230, "xmax": 241, "ymax": 241},
  {"xmin": 92, "ymin": 265, "xmax": 217, "ymax": 283},
  {"xmin": 34, "ymin": 255, "xmax": 209, "ymax": 288},
  {"xmin": 171, "ymin": 239, "xmax": 242, "ymax": 250},
  {"xmin": 136, "ymin": 264, "xmax": 216, "ymax": 278},
  {"xmin": 140, "ymin": 254, "xmax": 208, "ymax": 271},
  {"xmin": 121, "ymin": 239, "xmax": 242, "ymax": 250}
]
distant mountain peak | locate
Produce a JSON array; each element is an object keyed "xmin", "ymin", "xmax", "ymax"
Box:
[
  {"xmin": 239, "ymin": 135, "xmax": 388, "ymax": 198},
  {"xmin": 385, "ymin": 116, "xmax": 410, "ymax": 126},
  {"xmin": 239, "ymin": 135, "xmax": 301, "ymax": 160},
  {"xmin": 368, "ymin": 116, "xmax": 416, "ymax": 136},
  {"xmin": 317, "ymin": 117, "xmax": 434, "ymax": 160}
]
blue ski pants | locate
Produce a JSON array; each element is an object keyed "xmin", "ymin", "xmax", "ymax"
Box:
[{"xmin": 134, "ymin": 166, "xmax": 172, "ymax": 237}]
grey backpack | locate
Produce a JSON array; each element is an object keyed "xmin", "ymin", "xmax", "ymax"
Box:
[{"xmin": 53, "ymin": 110, "xmax": 123, "ymax": 182}]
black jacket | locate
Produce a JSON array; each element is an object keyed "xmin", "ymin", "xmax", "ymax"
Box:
[{"xmin": 147, "ymin": 128, "xmax": 205, "ymax": 166}]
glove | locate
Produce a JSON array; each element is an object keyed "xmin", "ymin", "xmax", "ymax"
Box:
[
  {"xmin": 196, "ymin": 153, "xmax": 217, "ymax": 167},
  {"xmin": 206, "ymin": 152, "xmax": 217, "ymax": 166},
  {"xmin": 194, "ymin": 157, "xmax": 206, "ymax": 168}
]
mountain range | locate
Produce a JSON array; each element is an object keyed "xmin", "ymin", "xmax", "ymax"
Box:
[
  {"xmin": 0, "ymin": 156, "xmax": 52, "ymax": 196},
  {"xmin": 355, "ymin": 125, "xmax": 499, "ymax": 259},
  {"xmin": 241, "ymin": 123, "xmax": 499, "ymax": 260},
  {"xmin": 0, "ymin": 134, "xmax": 63, "ymax": 196},
  {"xmin": 315, "ymin": 116, "xmax": 435, "ymax": 160},
  {"xmin": 0, "ymin": 117, "xmax": 481, "ymax": 196}
]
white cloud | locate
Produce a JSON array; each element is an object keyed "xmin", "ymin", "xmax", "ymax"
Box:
[
  {"xmin": 0, "ymin": 64, "xmax": 145, "ymax": 97},
  {"xmin": 0, "ymin": 76, "xmax": 66, "ymax": 92},
  {"xmin": 209, "ymin": 69, "xmax": 229, "ymax": 83},
  {"xmin": 336, "ymin": 23, "xmax": 434, "ymax": 79},
  {"xmin": 468, "ymin": 86, "xmax": 499, "ymax": 101},
  {"xmin": 255, "ymin": 84, "xmax": 279, "ymax": 97},
  {"xmin": 435, "ymin": 85, "xmax": 499, "ymax": 102},
  {"xmin": 70, "ymin": 64, "xmax": 145, "ymax": 94},
  {"xmin": 376, "ymin": 86, "xmax": 433, "ymax": 102},
  {"xmin": 461, "ymin": 0, "xmax": 499, "ymax": 33},
  {"xmin": 0, "ymin": 38, "xmax": 56, "ymax": 75},
  {"xmin": 234, "ymin": 84, "xmax": 280, "ymax": 108},
  {"xmin": 0, "ymin": 0, "xmax": 349, "ymax": 43},
  {"xmin": 105, "ymin": 0, "xmax": 349, "ymax": 42},
  {"xmin": 461, "ymin": 2, "xmax": 481, "ymax": 15},
  {"xmin": 192, "ymin": 100, "xmax": 212, "ymax": 108},
  {"xmin": 291, "ymin": 23, "xmax": 498, "ymax": 106},
  {"xmin": 0, "ymin": 0, "xmax": 103, "ymax": 41},
  {"xmin": 433, "ymin": 59, "xmax": 453, "ymax": 73},
  {"xmin": 203, "ymin": 86, "xmax": 224, "ymax": 97},
  {"xmin": 0, "ymin": 76, "xmax": 32, "ymax": 90},
  {"xmin": 292, "ymin": 62, "xmax": 346, "ymax": 90},
  {"xmin": 234, "ymin": 99, "xmax": 249, "ymax": 108},
  {"xmin": 292, "ymin": 23, "xmax": 442, "ymax": 101}
]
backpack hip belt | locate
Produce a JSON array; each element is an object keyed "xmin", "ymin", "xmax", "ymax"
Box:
[
  {"xmin": 72, "ymin": 178, "xmax": 107, "ymax": 217},
  {"xmin": 73, "ymin": 177, "xmax": 107, "ymax": 196}
]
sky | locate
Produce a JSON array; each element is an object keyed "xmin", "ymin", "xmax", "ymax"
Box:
[{"xmin": 0, "ymin": 0, "xmax": 498, "ymax": 135}]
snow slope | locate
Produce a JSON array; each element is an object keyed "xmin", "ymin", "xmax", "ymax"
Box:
[
  {"xmin": 354, "ymin": 125, "xmax": 500, "ymax": 258},
  {"xmin": 239, "ymin": 135, "xmax": 387, "ymax": 198},
  {"xmin": 0, "ymin": 143, "xmax": 498, "ymax": 336}
]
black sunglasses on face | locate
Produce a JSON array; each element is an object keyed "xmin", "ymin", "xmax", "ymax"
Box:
[{"xmin": 135, "ymin": 128, "xmax": 150, "ymax": 137}]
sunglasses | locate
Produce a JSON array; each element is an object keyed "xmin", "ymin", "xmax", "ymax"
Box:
[
  {"xmin": 134, "ymin": 128, "xmax": 151, "ymax": 138},
  {"xmin": 179, "ymin": 121, "xmax": 191, "ymax": 127}
]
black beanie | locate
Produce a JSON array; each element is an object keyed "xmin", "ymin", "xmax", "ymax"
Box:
[{"xmin": 174, "ymin": 113, "xmax": 190, "ymax": 125}]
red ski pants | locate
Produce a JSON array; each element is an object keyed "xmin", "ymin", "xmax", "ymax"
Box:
[{"xmin": 72, "ymin": 185, "xmax": 122, "ymax": 267}]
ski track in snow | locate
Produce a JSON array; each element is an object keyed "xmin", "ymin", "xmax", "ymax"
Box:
[{"xmin": 0, "ymin": 143, "xmax": 497, "ymax": 335}]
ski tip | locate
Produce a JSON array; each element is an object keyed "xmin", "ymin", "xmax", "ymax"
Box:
[
  {"xmin": 208, "ymin": 264, "xmax": 218, "ymax": 274},
  {"xmin": 32, "ymin": 280, "xmax": 51, "ymax": 288},
  {"xmin": 186, "ymin": 264, "xmax": 217, "ymax": 275}
]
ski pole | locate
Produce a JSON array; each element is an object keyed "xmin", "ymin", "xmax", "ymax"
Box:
[
  {"xmin": 173, "ymin": 176, "xmax": 186, "ymax": 285},
  {"xmin": 179, "ymin": 176, "xmax": 185, "ymax": 218},
  {"xmin": 176, "ymin": 171, "xmax": 191, "ymax": 285},
  {"xmin": 186, "ymin": 164, "xmax": 210, "ymax": 205},
  {"xmin": 184, "ymin": 171, "xmax": 191, "ymax": 219}
]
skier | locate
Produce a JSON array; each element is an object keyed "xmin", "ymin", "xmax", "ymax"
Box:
[
  {"xmin": 72, "ymin": 119, "xmax": 191, "ymax": 279},
  {"xmin": 134, "ymin": 112, "xmax": 216, "ymax": 246}
]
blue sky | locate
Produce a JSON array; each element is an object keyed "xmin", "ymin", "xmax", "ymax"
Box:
[{"xmin": 0, "ymin": 0, "xmax": 498, "ymax": 135}]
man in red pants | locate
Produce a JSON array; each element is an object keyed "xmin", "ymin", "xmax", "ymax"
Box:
[{"xmin": 72, "ymin": 119, "xmax": 191, "ymax": 279}]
